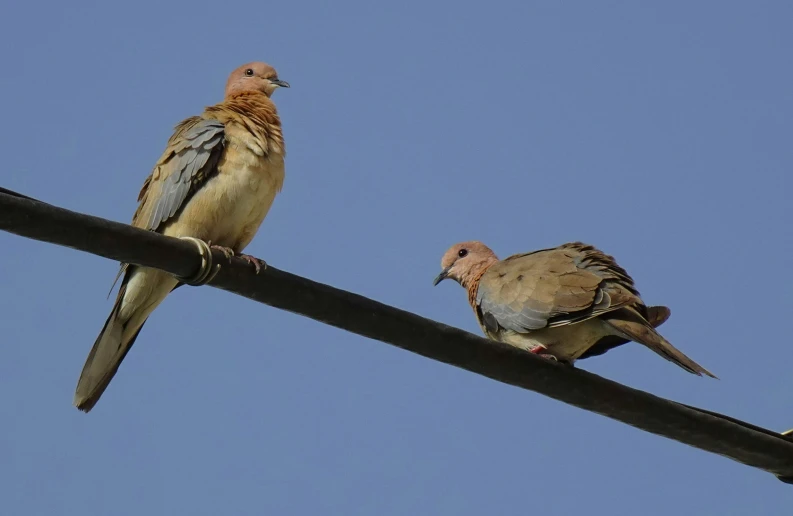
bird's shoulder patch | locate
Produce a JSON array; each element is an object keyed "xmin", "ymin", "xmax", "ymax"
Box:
[{"xmin": 132, "ymin": 117, "xmax": 226, "ymax": 232}]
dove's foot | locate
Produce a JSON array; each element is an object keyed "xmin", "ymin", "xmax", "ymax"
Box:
[
  {"xmin": 239, "ymin": 254, "xmax": 267, "ymax": 274},
  {"xmin": 529, "ymin": 346, "xmax": 559, "ymax": 362},
  {"xmin": 209, "ymin": 244, "xmax": 235, "ymax": 262}
]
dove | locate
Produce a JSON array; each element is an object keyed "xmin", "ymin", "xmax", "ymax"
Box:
[
  {"xmin": 433, "ymin": 241, "xmax": 716, "ymax": 377},
  {"xmin": 74, "ymin": 62, "xmax": 289, "ymax": 412}
]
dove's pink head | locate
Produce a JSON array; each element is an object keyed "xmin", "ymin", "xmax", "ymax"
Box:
[
  {"xmin": 225, "ymin": 61, "xmax": 290, "ymax": 98},
  {"xmin": 433, "ymin": 241, "xmax": 499, "ymax": 290}
]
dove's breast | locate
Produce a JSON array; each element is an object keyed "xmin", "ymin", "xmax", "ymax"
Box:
[{"xmin": 162, "ymin": 124, "xmax": 285, "ymax": 252}]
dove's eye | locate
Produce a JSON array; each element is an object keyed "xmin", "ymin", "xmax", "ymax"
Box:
[
  {"xmin": 245, "ymin": 69, "xmax": 254, "ymax": 76},
  {"xmin": 458, "ymin": 249, "xmax": 468, "ymax": 258}
]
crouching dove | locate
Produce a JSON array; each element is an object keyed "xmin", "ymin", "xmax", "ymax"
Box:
[
  {"xmin": 433, "ymin": 241, "xmax": 716, "ymax": 377},
  {"xmin": 74, "ymin": 62, "xmax": 289, "ymax": 412}
]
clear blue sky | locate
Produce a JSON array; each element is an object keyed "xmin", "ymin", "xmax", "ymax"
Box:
[{"xmin": 1, "ymin": 1, "xmax": 792, "ymax": 514}]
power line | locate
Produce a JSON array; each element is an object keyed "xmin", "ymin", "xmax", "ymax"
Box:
[{"xmin": 2, "ymin": 187, "xmax": 792, "ymax": 484}]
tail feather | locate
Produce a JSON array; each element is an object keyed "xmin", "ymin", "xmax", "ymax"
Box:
[
  {"xmin": 604, "ymin": 309, "xmax": 717, "ymax": 379},
  {"xmin": 76, "ymin": 266, "xmax": 177, "ymax": 412},
  {"xmin": 579, "ymin": 305, "xmax": 671, "ymax": 360},
  {"xmin": 646, "ymin": 305, "xmax": 671, "ymax": 328},
  {"xmin": 74, "ymin": 293, "xmax": 147, "ymax": 413}
]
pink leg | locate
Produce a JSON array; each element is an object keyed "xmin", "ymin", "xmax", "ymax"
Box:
[
  {"xmin": 207, "ymin": 241, "xmax": 266, "ymax": 274},
  {"xmin": 209, "ymin": 243, "xmax": 235, "ymax": 261},
  {"xmin": 237, "ymin": 254, "xmax": 267, "ymax": 274},
  {"xmin": 530, "ymin": 346, "xmax": 558, "ymax": 362}
]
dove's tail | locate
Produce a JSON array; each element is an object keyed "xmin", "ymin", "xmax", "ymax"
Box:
[
  {"xmin": 604, "ymin": 308, "xmax": 717, "ymax": 379},
  {"xmin": 74, "ymin": 266, "xmax": 176, "ymax": 412},
  {"xmin": 73, "ymin": 295, "xmax": 148, "ymax": 412}
]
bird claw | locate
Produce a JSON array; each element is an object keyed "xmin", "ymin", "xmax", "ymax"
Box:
[
  {"xmin": 206, "ymin": 242, "xmax": 265, "ymax": 273},
  {"xmin": 209, "ymin": 244, "xmax": 236, "ymax": 262},
  {"xmin": 239, "ymin": 254, "xmax": 267, "ymax": 274},
  {"xmin": 530, "ymin": 346, "xmax": 558, "ymax": 362}
]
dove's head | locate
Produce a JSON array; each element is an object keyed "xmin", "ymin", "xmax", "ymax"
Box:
[
  {"xmin": 434, "ymin": 241, "xmax": 499, "ymax": 289},
  {"xmin": 225, "ymin": 62, "xmax": 290, "ymax": 98}
]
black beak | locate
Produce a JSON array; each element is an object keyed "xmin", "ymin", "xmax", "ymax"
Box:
[
  {"xmin": 433, "ymin": 267, "xmax": 451, "ymax": 286},
  {"xmin": 271, "ymin": 79, "xmax": 290, "ymax": 88}
]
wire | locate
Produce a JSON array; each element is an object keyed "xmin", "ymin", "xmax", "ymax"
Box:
[{"xmin": 2, "ymin": 188, "xmax": 792, "ymax": 483}]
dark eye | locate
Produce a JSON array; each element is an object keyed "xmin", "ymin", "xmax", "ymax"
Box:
[
  {"xmin": 458, "ymin": 249, "xmax": 468, "ymax": 258},
  {"xmin": 245, "ymin": 68, "xmax": 254, "ymax": 76}
]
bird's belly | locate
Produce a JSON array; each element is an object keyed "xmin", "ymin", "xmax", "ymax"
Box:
[
  {"xmin": 205, "ymin": 168, "xmax": 273, "ymax": 246},
  {"xmin": 494, "ymin": 319, "xmax": 614, "ymax": 363},
  {"xmin": 163, "ymin": 156, "xmax": 283, "ymax": 250}
]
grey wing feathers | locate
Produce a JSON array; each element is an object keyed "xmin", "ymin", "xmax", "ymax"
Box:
[
  {"xmin": 477, "ymin": 289, "xmax": 549, "ymax": 332},
  {"xmin": 475, "ymin": 243, "xmax": 637, "ymax": 335},
  {"xmin": 145, "ymin": 119, "xmax": 225, "ymax": 232},
  {"xmin": 476, "ymin": 288, "xmax": 607, "ymax": 332}
]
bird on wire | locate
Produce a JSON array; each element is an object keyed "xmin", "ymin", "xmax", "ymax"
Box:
[
  {"xmin": 434, "ymin": 241, "xmax": 716, "ymax": 378},
  {"xmin": 74, "ymin": 62, "xmax": 289, "ymax": 412}
]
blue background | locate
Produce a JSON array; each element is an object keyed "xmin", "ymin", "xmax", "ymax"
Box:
[{"xmin": 1, "ymin": 1, "xmax": 792, "ymax": 514}]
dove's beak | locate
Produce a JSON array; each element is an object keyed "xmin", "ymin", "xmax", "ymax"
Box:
[
  {"xmin": 433, "ymin": 267, "xmax": 451, "ymax": 286},
  {"xmin": 271, "ymin": 79, "xmax": 290, "ymax": 88}
]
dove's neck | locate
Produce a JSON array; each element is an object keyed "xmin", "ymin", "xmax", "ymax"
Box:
[
  {"xmin": 461, "ymin": 257, "xmax": 498, "ymax": 305},
  {"xmin": 208, "ymin": 92, "xmax": 285, "ymax": 156}
]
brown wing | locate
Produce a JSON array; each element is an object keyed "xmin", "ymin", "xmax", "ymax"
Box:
[
  {"xmin": 476, "ymin": 242, "xmax": 641, "ymax": 334},
  {"xmin": 131, "ymin": 116, "xmax": 225, "ymax": 231},
  {"xmin": 108, "ymin": 116, "xmax": 226, "ymax": 294}
]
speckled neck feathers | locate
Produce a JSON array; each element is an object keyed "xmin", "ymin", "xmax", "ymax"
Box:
[
  {"xmin": 205, "ymin": 91, "xmax": 285, "ymax": 157},
  {"xmin": 463, "ymin": 257, "xmax": 498, "ymax": 310}
]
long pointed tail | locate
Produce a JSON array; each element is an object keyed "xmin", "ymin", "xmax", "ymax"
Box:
[
  {"xmin": 74, "ymin": 297, "xmax": 148, "ymax": 412},
  {"xmin": 605, "ymin": 311, "xmax": 717, "ymax": 379}
]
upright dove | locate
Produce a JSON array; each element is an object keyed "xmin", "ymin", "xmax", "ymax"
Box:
[
  {"xmin": 433, "ymin": 241, "xmax": 716, "ymax": 377},
  {"xmin": 74, "ymin": 62, "xmax": 289, "ymax": 412}
]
